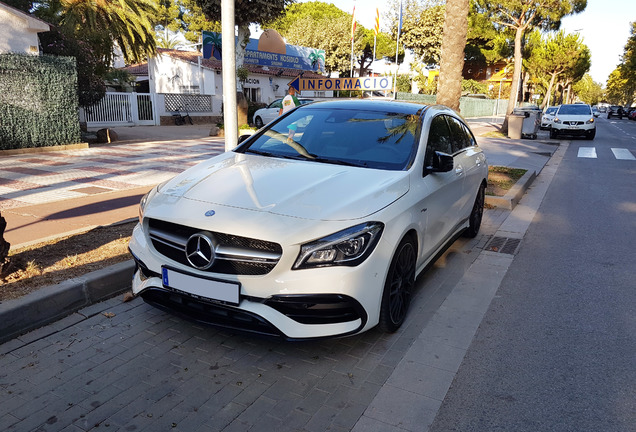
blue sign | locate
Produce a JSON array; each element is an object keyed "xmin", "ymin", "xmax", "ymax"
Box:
[{"xmin": 202, "ymin": 31, "xmax": 325, "ymax": 73}]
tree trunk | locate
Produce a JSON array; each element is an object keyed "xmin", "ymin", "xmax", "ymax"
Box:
[
  {"xmin": 541, "ymin": 72, "xmax": 559, "ymax": 109},
  {"xmin": 436, "ymin": 0, "xmax": 469, "ymax": 112},
  {"xmin": 502, "ymin": 26, "xmax": 524, "ymax": 132},
  {"xmin": 0, "ymin": 212, "xmax": 9, "ymax": 274}
]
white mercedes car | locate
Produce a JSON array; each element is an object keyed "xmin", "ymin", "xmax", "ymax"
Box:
[{"xmin": 129, "ymin": 100, "xmax": 488, "ymax": 340}]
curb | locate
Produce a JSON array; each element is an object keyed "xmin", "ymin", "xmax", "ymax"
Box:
[
  {"xmin": 0, "ymin": 143, "xmax": 89, "ymax": 157},
  {"xmin": 485, "ymin": 169, "xmax": 538, "ymax": 210},
  {"xmin": 0, "ymin": 260, "xmax": 134, "ymax": 344}
]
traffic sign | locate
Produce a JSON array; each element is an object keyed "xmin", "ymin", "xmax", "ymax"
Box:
[{"xmin": 288, "ymin": 75, "xmax": 393, "ymax": 92}]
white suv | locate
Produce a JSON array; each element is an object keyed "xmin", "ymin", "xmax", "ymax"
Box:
[{"xmin": 550, "ymin": 104, "xmax": 596, "ymax": 140}]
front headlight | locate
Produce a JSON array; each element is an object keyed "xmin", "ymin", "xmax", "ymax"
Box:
[
  {"xmin": 293, "ymin": 222, "xmax": 384, "ymax": 270},
  {"xmin": 138, "ymin": 186, "xmax": 157, "ymax": 224},
  {"xmin": 553, "ymin": 117, "xmax": 561, "ymax": 124},
  {"xmin": 587, "ymin": 118, "xmax": 595, "ymax": 124}
]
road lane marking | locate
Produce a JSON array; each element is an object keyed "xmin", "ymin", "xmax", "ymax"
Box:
[
  {"xmin": 578, "ymin": 147, "xmax": 597, "ymax": 158},
  {"xmin": 611, "ymin": 148, "xmax": 636, "ymax": 160}
]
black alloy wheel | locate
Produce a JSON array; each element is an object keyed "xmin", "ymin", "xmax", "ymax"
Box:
[
  {"xmin": 379, "ymin": 238, "xmax": 416, "ymax": 332},
  {"xmin": 464, "ymin": 183, "xmax": 485, "ymax": 238},
  {"xmin": 255, "ymin": 117, "xmax": 263, "ymax": 128}
]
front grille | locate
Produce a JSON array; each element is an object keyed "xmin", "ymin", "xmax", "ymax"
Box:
[{"xmin": 147, "ymin": 218, "xmax": 282, "ymax": 275}]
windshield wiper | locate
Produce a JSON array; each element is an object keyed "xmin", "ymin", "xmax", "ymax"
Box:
[
  {"xmin": 244, "ymin": 149, "xmax": 277, "ymax": 157},
  {"xmin": 309, "ymin": 157, "xmax": 369, "ymax": 168}
]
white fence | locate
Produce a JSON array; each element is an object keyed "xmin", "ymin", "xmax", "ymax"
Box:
[
  {"xmin": 82, "ymin": 92, "xmax": 218, "ymax": 127},
  {"xmin": 83, "ymin": 92, "xmax": 157, "ymax": 127}
]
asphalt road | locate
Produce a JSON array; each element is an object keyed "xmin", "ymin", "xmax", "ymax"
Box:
[{"xmin": 430, "ymin": 116, "xmax": 636, "ymax": 431}]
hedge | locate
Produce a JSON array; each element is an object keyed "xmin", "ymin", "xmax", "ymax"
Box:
[{"xmin": 0, "ymin": 53, "xmax": 81, "ymax": 150}]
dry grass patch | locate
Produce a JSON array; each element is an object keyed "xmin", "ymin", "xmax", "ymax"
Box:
[
  {"xmin": 487, "ymin": 166, "xmax": 527, "ymax": 197},
  {"xmin": 0, "ymin": 222, "xmax": 136, "ymax": 301}
]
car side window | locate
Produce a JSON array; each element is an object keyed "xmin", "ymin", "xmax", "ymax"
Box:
[
  {"xmin": 446, "ymin": 116, "xmax": 472, "ymax": 154},
  {"xmin": 424, "ymin": 115, "xmax": 453, "ymax": 170}
]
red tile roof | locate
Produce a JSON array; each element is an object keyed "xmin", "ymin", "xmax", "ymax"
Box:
[{"xmin": 121, "ymin": 62, "xmax": 148, "ymax": 76}]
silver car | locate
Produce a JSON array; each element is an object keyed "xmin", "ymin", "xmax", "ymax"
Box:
[{"xmin": 541, "ymin": 106, "xmax": 559, "ymax": 130}]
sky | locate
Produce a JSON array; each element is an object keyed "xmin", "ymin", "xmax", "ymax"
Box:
[{"xmin": 297, "ymin": 0, "xmax": 636, "ymax": 85}]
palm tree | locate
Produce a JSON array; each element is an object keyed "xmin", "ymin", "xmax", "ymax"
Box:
[
  {"xmin": 436, "ymin": 0, "xmax": 470, "ymax": 112},
  {"xmin": 57, "ymin": 0, "xmax": 157, "ymax": 64},
  {"xmin": 156, "ymin": 31, "xmax": 183, "ymax": 49},
  {"xmin": 309, "ymin": 49, "xmax": 325, "ymax": 72}
]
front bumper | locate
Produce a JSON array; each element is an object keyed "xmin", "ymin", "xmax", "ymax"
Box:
[
  {"xmin": 129, "ymin": 224, "xmax": 386, "ymax": 340},
  {"xmin": 552, "ymin": 122, "xmax": 595, "ymax": 135}
]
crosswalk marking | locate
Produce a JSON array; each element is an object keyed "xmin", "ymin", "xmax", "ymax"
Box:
[
  {"xmin": 577, "ymin": 147, "xmax": 635, "ymax": 160},
  {"xmin": 578, "ymin": 147, "xmax": 597, "ymax": 158},
  {"xmin": 611, "ymin": 148, "xmax": 636, "ymax": 160}
]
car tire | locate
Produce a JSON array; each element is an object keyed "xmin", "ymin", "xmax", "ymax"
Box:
[
  {"xmin": 463, "ymin": 183, "xmax": 485, "ymax": 239},
  {"xmin": 379, "ymin": 237, "xmax": 416, "ymax": 333},
  {"xmin": 254, "ymin": 116, "xmax": 263, "ymax": 128},
  {"xmin": 550, "ymin": 129, "xmax": 558, "ymax": 139}
]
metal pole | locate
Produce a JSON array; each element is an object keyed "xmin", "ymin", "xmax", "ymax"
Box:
[
  {"xmin": 393, "ymin": 0, "xmax": 402, "ymax": 96},
  {"xmin": 222, "ymin": 0, "xmax": 238, "ymax": 152},
  {"xmin": 350, "ymin": 38, "xmax": 354, "ymax": 77}
]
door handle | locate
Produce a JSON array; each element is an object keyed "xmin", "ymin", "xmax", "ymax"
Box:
[{"xmin": 455, "ymin": 166, "xmax": 464, "ymax": 175}]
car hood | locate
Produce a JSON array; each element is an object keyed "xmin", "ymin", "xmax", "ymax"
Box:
[{"xmin": 156, "ymin": 152, "xmax": 409, "ymax": 221}]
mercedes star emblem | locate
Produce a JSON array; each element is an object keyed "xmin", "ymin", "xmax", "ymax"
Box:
[{"xmin": 185, "ymin": 233, "xmax": 215, "ymax": 270}]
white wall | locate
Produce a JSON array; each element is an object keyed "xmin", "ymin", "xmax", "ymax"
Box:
[
  {"xmin": 149, "ymin": 53, "xmax": 216, "ymax": 95},
  {"xmin": 0, "ymin": 6, "xmax": 49, "ymax": 55}
]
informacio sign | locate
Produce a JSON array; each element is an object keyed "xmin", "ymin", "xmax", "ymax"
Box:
[
  {"xmin": 288, "ymin": 75, "xmax": 394, "ymax": 92},
  {"xmin": 202, "ymin": 31, "xmax": 325, "ymax": 73}
]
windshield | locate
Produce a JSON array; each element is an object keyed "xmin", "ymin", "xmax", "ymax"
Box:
[
  {"xmin": 237, "ymin": 107, "xmax": 421, "ymax": 171},
  {"xmin": 545, "ymin": 107, "xmax": 558, "ymax": 115},
  {"xmin": 559, "ymin": 105, "xmax": 591, "ymax": 115}
]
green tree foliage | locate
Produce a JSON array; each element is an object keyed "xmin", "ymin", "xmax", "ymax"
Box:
[
  {"xmin": 606, "ymin": 68, "xmax": 634, "ymax": 105},
  {"xmin": 400, "ymin": 3, "xmax": 446, "ymax": 65},
  {"xmin": 266, "ymin": 1, "xmax": 395, "ymax": 76},
  {"xmin": 608, "ymin": 22, "xmax": 636, "ymax": 106},
  {"xmin": 384, "ymin": 0, "xmax": 510, "ymax": 69},
  {"xmin": 466, "ymin": 3, "xmax": 513, "ymax": 64},
  {"xmin": 284, "ymin": 14, "xmax": 356, "ymax": 75},
  {"xmin": 41, "ymin": 0, "xmax": 158, "ymax": 65},
  {"xmin": 572, "ymin": 73, "xmax": 603, "ymax": 105},
  {"xmin": 526, "ymin": 30, "xmax": 590, "ymax": 107},
  {"xmin": 462, "ymin": 79, "xmax": 489, "ymax": 95},
  {"xmin": 474, "ymin": 0, "xmax": 586, "ymax": 123},
  {"xmin": 154, "ymin": 0, "xmax": 221, "ymax": 44},
  {"xmin": 265, "ymin": 1, "xmax": 345, "ymax": 34}
]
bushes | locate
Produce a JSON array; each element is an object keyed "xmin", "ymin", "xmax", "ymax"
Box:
[{"xmin": 0, "ymin": 53, "xmax": 81, "ymax": 150}]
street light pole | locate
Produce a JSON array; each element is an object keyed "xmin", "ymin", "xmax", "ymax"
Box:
[{"xmin": 222, "ymin": 0, "xmax": 238, "ymax": 152}]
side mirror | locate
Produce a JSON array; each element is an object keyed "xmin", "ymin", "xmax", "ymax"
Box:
[
  {"xmin": 428, "ymin": 151, "xmax": 454, "ymax": 173},
  {"xmin": 238, "ymin": 134, "xmax": 251, "ymax": 145}
]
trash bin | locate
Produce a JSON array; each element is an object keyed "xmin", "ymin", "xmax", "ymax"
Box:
[
  {"xmin": 511, "ymin": 108, "xmax": 542, "ymax": 139},
  {"xmin": 521, "ymin": 111, "xmax": 541, "ymax": 139},
  {"xmin": 507, "ymin": 113, "xmax": 524, "ymax": 139}
]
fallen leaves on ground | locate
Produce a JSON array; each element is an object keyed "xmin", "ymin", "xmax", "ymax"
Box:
[{"xmin": 0, "ymin": 222, "xmax": 136, "ymax": 302}]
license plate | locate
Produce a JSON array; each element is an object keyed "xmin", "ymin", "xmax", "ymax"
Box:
[{"xmin": 162, "ymin": 267, "xmax": 240, "ymax": 305}]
